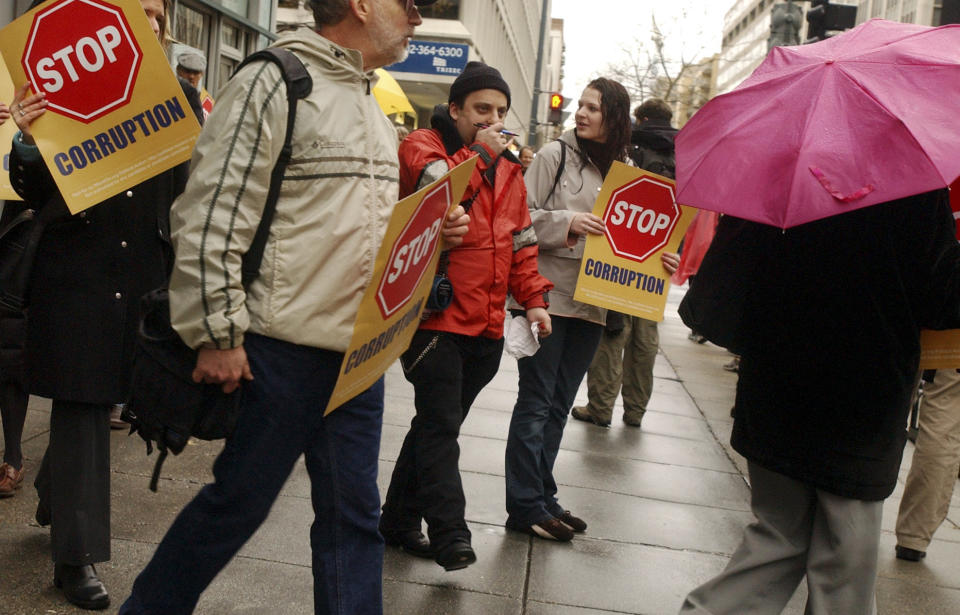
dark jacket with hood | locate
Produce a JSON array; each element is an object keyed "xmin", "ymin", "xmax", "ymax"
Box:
[
  {"xmin": 629, "ymin": 118, "xmax": 678, "ymax": 178},
  {"xmin": 398, "ymin": 105, "xmax": 551, "ymax": 339},
  {"xmin": 729, "ymin": 189, "xmax": 960, "ymax": 500}
]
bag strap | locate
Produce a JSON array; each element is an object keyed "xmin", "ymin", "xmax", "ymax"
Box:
[
  {"xmin": 0, "ymin": 207, "xmax": 36, "ymax": 241},
  {"xmin": 149, "ymin": 449, "xmax": 167, "ymax": 492},
  {"xmin": 234, "ymin": 48, "xmax": 314, "ymax": 288},
  {"xmin": 542, "ymin": 139, "xmax": 566, "ymax": 206}
]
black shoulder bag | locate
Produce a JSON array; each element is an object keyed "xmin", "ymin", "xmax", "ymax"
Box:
[
  {"xmin": 124, "ymin": 48, "xmax": 313, "ymax": 491},
  {"xmin": 0, "ymin": 198, "xmax": 63, "ymax": 314}
]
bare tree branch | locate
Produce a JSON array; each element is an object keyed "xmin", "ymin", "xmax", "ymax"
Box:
[{"xmin": 603, "ymin": 8, "xmax": 713, "ymax": 124}]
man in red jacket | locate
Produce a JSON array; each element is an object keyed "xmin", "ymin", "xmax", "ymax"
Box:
[{"xmin": 380, "ymin": 61, "xmax": 553, "ymax": 572}]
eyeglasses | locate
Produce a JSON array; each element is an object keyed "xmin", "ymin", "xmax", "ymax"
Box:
[{"xmin": 400, "ymin": 0, "xmax": 419, "ymax": 13}]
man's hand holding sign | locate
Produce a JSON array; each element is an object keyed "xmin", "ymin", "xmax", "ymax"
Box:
[
  {"xmin": 192, "ymin": 202, "xmax": 471, "ymax": 395},
  {"xmin": 325, "ymin": 158, "xmax": 478, "ymax": 415}
]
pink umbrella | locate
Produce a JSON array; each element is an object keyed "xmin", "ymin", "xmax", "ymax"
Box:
[{"xmin": 676, "ymin": 19, "xmax": 960, "ymax": 228}]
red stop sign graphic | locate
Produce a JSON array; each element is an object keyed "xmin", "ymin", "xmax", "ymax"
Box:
[
  {"xmin": 603, "ymin": 175, "xmax": 679, "ymax": 263},
  {"xmin": 22, "ymin": 0, "xmax": 143, "ymax": 124},
  {"xmin": 376, "ymin": 180, "xmax": 451, "ymax": 319}
]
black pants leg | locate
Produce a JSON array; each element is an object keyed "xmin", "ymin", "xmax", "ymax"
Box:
[
  {"xmin": 35, "ymin": 400, "xmax": 111, "ymax": 565},
  {"xmin": 382, "ymin": 331, "xmax": 502, "ymax": 549},
  {"xmin": 0, "ymin": 379, "xmax": 29, "ymax": 468}
]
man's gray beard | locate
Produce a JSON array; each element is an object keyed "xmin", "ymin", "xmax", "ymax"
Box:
[{"xmin": 393, "ymin": 46, "xmax": 410, "ymax": 65}]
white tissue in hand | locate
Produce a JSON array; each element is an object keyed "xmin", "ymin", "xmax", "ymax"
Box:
[{"xmin": 505, "ymin": 315, "xmax": 541, "ymax": 358}]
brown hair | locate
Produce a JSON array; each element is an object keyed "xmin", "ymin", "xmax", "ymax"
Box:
[
  {"xmin": 634, "ymin": 98, "xmax": 673, "ymax": 123},
  {"xmin": 578, "ymin": 77, "xmax": 632, "ymax": 176},
  {"xmin": 160, "ymin": 0, "xmax": 171, "ymax": 49}
]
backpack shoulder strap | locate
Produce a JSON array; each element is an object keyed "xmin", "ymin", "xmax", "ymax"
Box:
[
  {"xmin": 542, "ymin": 139, "xmax": 566, "ymax": 206},
  {"xmin": 234, "ymin": 48, "xmax": 313, "ymax": 287}
]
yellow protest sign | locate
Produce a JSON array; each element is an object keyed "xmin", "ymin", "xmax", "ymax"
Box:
[
  {"xmin": 325, "ymin": 157, "xmax": 478, "ymax": 415},
  {"xmin": 0, "ymin": 62, "xmax": 21, "ymax": 201},
  {"xmin": 0, "ymin": 0, "xmax": 200, "ymax": 213},
  {"xmin": 574, "ymin": 162, "xmax": 696, "ymax": 322},
  {"xmin": 920, "ymin": 329, "xmax": 960, "ymax": 369}
]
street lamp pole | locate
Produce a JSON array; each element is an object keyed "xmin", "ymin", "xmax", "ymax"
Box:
[{"xmin": 527, "ymin": 0, "xmax": 550, "ymax": 147}]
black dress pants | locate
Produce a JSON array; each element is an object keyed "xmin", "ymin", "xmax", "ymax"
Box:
[
  {"xmin": 382, "ymin": 330, "xmax": 503, "ymax": 548},
  {"xmin": 35, "ymin": 400, "xmax": 111, "ymax": 565}
]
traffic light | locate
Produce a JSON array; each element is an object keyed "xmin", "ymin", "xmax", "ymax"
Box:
[
  {"xmin": 805, "ymin": 0, "xmax": 858, "ymax": 44},
  {"xmin": 548, "ymin": 93, "xmax": 563, "ymax": 125},
  {"xmin": 805, "ymin": 0, "xmax": 828, "ymax": 43}
]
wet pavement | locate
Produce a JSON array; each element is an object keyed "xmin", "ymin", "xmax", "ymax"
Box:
[{"xmin": 2, "ymin": 284, "xmax": 959, "ymax": 614}]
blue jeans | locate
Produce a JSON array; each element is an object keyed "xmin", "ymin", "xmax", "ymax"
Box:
[
  {"xmin": 505, "ymin": 316, "xmax": 602, "ymax": 527},
  {"xmin": 119, "ymin": 333, "xmax": 384, "ymax": 615}
]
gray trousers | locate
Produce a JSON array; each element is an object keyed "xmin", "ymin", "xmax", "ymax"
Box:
[
  {"xmin": 680, "ymin": 462, "xmax": 881, "ymax": 615},
  {"xmin": 34, "ymin": 400, "xmax": 111, "ymax": 565}
]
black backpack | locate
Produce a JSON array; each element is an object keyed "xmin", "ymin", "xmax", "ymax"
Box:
[
  {"xmin": 629, "ymin": 144, "xmax": 676, "ymax": 179},
  {"xmin": 123, "ymin": 48, "xmax": 313, "ymax": 491}
]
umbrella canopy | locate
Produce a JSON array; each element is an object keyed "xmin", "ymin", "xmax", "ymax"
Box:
[
  {"xmin": 676, "ymin": 19, "xmax": 960, "ymax": 228},
  {"xmin": 373, "ymin": 68, "xmax": 415, "ymax": 116}
]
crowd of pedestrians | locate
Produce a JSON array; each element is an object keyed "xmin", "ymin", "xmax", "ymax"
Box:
[{"xmin": 2, "ymin": 2, "xmax": 959, "ymax": 615}]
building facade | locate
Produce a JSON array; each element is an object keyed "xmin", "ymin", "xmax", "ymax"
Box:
[
  {"xmin": 164, "ymin": 0, "xmax": 276, "ymax": 95},
  {"xmin": 854, "ymin": 0, "xmax": 951, "ymax": 25},
  {"xmin": 3, "ymin": 1, "xmax": 557, "ymax": 146},
  {"xmin": 716, "ymin": 0, "xmax": 955, "ymax": 95},
  {"xmin": 1, "ymin": 1, "xmax": 34, "ymax": 28},
  {"xmin": 670, "ymin": 54, "xmax": 720, "ymax": 129},
  {"xmin": 716, "ymin": 0, "xmax": 859, "ymax": 94},
  {"xmin": 277, "ymin": 0, "xmax": 561, "ymax": 147}
]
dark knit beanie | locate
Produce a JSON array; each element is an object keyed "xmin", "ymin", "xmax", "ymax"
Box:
[{"xmin": 448, "ymin": 61, "xmax": 511, "ymax": 109}]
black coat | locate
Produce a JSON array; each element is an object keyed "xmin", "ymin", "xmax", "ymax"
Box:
[
  {"xmin": 730, "ymin": 189, "xmax": 960, "ymax": 500},
  {"xmin": 9, "ymin": 147, "xmax": 188, "ymax": 405},
  {"xmin": 0, "ymin": 202, "xmax": 28, "ymax": 386}
]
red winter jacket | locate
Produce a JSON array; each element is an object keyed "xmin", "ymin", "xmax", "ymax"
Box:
[{"xmin": 398, "ymin": 108, "xmax": 552, "ymax": 339}]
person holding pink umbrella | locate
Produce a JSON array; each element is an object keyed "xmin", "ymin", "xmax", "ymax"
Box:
[{"xmin": 676, "ymin": 19, "xmax": 960, "ymax": 615}]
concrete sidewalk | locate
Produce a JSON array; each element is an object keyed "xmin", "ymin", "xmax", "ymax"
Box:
[{"xmin": 2, "ymin": 284, "xmax": 960, "ymax": 614}]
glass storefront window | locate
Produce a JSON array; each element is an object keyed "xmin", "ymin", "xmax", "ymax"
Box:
[
  {"xmin": 175, "ymin": 3, "xmax": 207, "ymax": 50},
  {"xmin": 221, "ymin": 21, "xmax": 241, "ymax": 49},
  {"xmin": 220, "ymin": 0, "xmax": 249, "ymax": 16},
  {"xmin": 218, "ymin": 57, "xmax": 239, "ymax": 92},
  {"xmin": 420, "ymin": 0, "xmax": 459, "ymax": 19}
]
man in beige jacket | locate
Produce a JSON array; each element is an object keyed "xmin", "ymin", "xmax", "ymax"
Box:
[{"xmin": 119, "ymin": 2, "xmax": 467, "ymax": 614}]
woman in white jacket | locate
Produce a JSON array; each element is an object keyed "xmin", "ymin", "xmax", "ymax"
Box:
[{"xmin": 505, "ymin": 78, "xmax": 634, "ymax": 540}]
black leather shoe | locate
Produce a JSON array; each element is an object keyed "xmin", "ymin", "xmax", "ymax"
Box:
[
  {"xmin": 434, "ymin": 539, "xmax": 476, "ymax": 571},
  {"xmin": 381, "ymin": 528, "xmax": 433, "ymax": 558},
  {"xmin": 54, "ymin": 563, "xmax": 110, "ymax": 610},
  {"xmin": 35, "ymin": 501, "xmax": 50, "ymax": 527}
]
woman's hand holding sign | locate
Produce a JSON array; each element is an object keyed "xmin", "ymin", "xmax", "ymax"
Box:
[
  {"xmin": 661, "ymin": 251, "xmax": 680, "ymax": 275},
  {"xmin": 10, "ymin": 83, "xmax": 46, "ymax": 145},
  {"xmin": 567, "ymin": 212, "xmax": 604, "ymax": 247}
]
